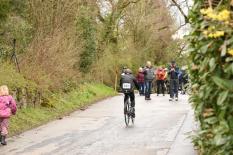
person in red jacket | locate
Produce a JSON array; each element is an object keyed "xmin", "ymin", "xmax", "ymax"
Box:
[
  {"xmin": 156, "ymin": 67, "xmax": 166, "ymax": 96},
  {"xmin": 136, "ymin": 67, "xmax": 145, "ymax": 96}
]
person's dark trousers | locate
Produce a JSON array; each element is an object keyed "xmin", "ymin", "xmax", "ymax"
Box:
[
  {"xmin": 179, "ymin": 79, "xmax": 183, "ymax": 91},
  {"xmin": 170, "ymin": 79, "xmax": 179, "ymax": 98},
  {"xmin": 145, "ymin": 80, "xmax": 152, "ymax": 99},
  {"xmin": 157, "ymin": 80, "xmax": 165, "ymax": 95},
  {"xmin": 124, "ymin": 92, "xmax": 135, "ymax": 107},
  {"xmin": 182, "ymin": 80, "xmax": 188, "ymax": 94},
  {"xmin": 180, "ymin": 80, "xmax": 184, "ymax": 94},
  {"xmin": 138, "ymin": 82, "xmax": 144, "ymax": 95},
  {"xmin": 165, "ymin": 80, "xmax": 170, "ymax": 94}
]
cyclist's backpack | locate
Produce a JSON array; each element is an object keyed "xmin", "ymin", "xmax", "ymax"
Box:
[{"xmin": 121, "ymin": 74, "xmax": 134, "ymax": 93}]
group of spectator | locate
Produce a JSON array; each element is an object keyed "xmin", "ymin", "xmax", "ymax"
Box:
[
  {"xmin": 135, "ymin": 61, "xmax": 188, "ymax": 101},
  {"xmin": 120, "ymin": 60, "xmax": 189, "ymax": 118}
]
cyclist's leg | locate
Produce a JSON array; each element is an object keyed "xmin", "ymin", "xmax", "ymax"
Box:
[
  {"xmin": 129, "ymin": 92, "xmax": 135, "ymax": 107},
  {"xmin": 129, "ymin": 92, "xmax": 135, "ymax": 117},
  {"xmin": 124, "ymin": 93, "xmax": 129, "ymax": 114},
  {"xmin": 125, "ymin": 93, "xmax": 130, "ymax": 102}
]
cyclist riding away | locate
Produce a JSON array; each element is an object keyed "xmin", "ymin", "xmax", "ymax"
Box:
[{"xmin": 120, "ymin": 69, "xmax": 139, "ymax": 118}]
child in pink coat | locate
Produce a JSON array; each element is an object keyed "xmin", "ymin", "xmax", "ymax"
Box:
[{"xmin": 0, "ymin": 85, "xmax": 17, "ymax": 145}]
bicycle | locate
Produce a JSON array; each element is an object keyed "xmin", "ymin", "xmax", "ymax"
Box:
[{"xmin": 124, "ymin": 96, "xmax": 134, "ymax": 126}]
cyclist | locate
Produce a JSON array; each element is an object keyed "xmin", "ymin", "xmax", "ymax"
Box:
[{"xmin": 120, "ymin": 69, "xmax": 139, "ymax": 118}]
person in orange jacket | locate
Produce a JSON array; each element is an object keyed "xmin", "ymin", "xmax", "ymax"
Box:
[{"xmin": 156, "ymin": 67, "xmax": 166, "ymax": 96}]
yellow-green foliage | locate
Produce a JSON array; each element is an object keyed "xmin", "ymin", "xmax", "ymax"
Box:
[
  {"xmin": 0, "ymin": 62, "xmax": 36, "ymax": 90},
  {"xmin": 0, "ymin": 0, "xmax": 177, "ymax": 106},
  {"xmin": 188, "ymin": 1, "xmax": 233, "ymax": 154}
]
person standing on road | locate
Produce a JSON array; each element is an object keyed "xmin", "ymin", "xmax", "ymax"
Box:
[
  {"xmin": 180, "ymin": 67, "xmax": 189, "ymax": 95},
  {"xmin": 0, "ymin": 85, "xmax": 17, "ymax": 145},
  {"xmin": 164, "ymin": 68, "xmax": 169, "ymax": 94},
  {"xmin": 178, "ymin": 69, "xmax": 183, "ymax": 92},
  {"xmin": 136, "ymin": 67, "xmax": 145, "ymax": 96},
  {"xmin": 143, "ymin": 61, "xmax": 155, "ymax": 100},
  {"xmin": 168, "ymin": 61, "xmax": 179, "ymax": 101},
  {"xmin": 120, "ymin": 69, "xmax": 139, "ymax": 118},
  {"xmin": 156, "ymin": 67, "xmax": 165, "ymax": 96}
]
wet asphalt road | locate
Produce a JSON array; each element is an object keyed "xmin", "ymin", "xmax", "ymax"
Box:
[{"xmin": 0, "ymin": 94, "xmax": 194, "ymax": 155}]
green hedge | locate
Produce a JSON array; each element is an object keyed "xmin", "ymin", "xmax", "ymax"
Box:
[
  {"xmin": 187, "ymin": 1, "xmax": 233, "ymax": 155},
  {"xmin": 0, "ymin": 62, "xmax": 36, "ymax": 89}
]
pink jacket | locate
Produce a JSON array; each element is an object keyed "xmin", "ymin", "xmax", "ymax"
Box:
[{"xmin": 0, "ymin": 95, "xmax": 17, "ymax": 118}]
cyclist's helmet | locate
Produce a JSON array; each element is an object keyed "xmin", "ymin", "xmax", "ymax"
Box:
[{"xmin": 125, "ymin": 69, "xmax": 132, "ymax": 74}]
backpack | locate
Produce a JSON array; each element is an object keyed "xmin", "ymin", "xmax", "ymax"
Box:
[
  {"xmin": 145, "ymin": 68, "xmax": 155, "ymax": 81},
  {"xmin": 121, "ymin": 74, "xmax": 134, "ymax": 93}
]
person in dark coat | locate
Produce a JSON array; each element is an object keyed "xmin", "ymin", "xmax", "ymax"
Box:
[{"xmin": 168, "ymin": 61, "xmax": 179, "ymax": 101}]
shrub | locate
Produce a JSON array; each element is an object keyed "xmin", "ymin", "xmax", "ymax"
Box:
[{"xmin": 187, "ymin": 1, "xmax": 233, "ymax": 154}]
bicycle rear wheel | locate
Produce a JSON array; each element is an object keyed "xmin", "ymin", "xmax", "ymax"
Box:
[{"xmin": 124, "ymin": 100, "xmax": 130, "ymax": 126}]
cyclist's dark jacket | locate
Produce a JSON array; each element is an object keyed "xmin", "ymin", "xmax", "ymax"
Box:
[{"xmin": 120, "ymin": 73, "xmax": 139, "ymax": 92}]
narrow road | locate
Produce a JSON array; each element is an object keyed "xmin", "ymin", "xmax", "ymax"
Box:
[{"xmin": 1, "ymin": 94, "xmax": 197, "ymax": 155}]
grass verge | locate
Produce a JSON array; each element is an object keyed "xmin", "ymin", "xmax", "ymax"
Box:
[{"xmin": 9, "ymin": 83, "xmax": 116, "ymax": 136}]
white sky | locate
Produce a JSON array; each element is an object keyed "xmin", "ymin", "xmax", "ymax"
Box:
[
  {"xmin": 166, "ymin": 0, "xmax": 193, "ymax": 38},
  {"xmin": 97, "ymin": 0, "xmax": 112, "ymax": 16}
]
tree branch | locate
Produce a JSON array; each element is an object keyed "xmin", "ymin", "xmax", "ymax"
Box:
[
  {"xmin": 178, "ymin": 43, "xmax": 186, "ymax": 56},
  {"xmin": 170, "ymin": 0, "xmax": 189, "ymax": 23},
  {"xmin": 174, "ymin": 22, "xmax": 187, "ymax": 32}
]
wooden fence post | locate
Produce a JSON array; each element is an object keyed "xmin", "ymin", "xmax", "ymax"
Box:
[{"xmin": 114, "ymin": 69, "xmax": 118, "ymax": 92}]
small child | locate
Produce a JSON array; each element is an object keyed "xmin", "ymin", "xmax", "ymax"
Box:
[{"xmin": 0, "ymin": 85, "xmax": 17, "ymax": 145}]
